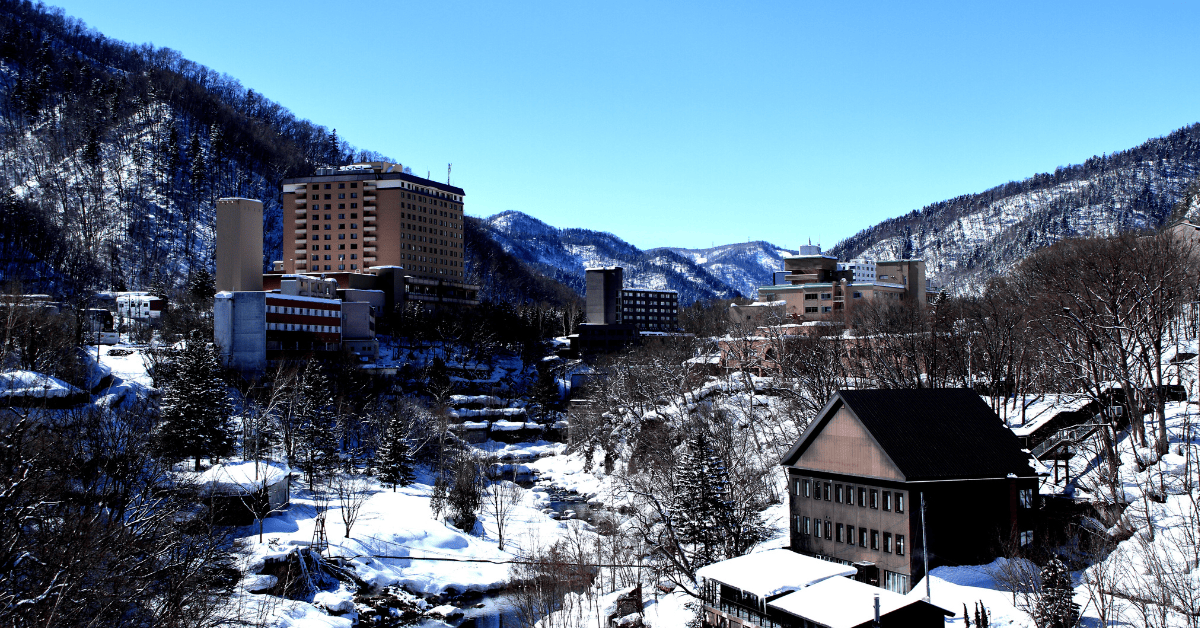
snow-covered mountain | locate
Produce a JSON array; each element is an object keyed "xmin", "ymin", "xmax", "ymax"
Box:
[
  {"xmin": 659, "ymin": 242, "xmax": 795, "ymax": 300},
  {"xmin": 477, "ymin": 211, "xmax": 793, "ymax": 305},
  {"xmin": 829, "ymin": 124, "xmax": 1200, "ymax": 293}
]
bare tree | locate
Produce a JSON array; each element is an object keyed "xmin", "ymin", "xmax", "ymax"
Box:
[
  {"xmin": 481, "ymin": 474, "xmax": 524, "ymax": 551},
  {"xmin": 332, "ymin": 472, "xmax": 372, "ymax": 539}
]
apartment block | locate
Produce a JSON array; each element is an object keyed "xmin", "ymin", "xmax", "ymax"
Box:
[
  {"xmin": 617, "ymin": 289, "xmax": 679, "ymax": 332},
  {"xmin": 281, "ymin": 162, "xmax": 466, "ymax": 282}
]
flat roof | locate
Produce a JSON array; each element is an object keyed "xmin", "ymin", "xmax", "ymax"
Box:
[
  {"xmin": 282, "ymin": 171, "xmax": 464, "ymax": 196},
  {"xmin": 695, "ymin": 549, "xmax": 856, "ymax": 599},
  {"xmin": 769, "ymin": 577, "xmax": 947, "ymax": 628}
]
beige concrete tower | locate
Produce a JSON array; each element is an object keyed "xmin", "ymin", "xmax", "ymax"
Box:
[{"xmin": 215, "ymin": 197, "xmax": 264, "ymax": 292}]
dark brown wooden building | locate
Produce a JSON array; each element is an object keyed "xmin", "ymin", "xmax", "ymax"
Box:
[{"xmin": 783, "ymin": 388, "xmax": 1041, "ymax": 593}]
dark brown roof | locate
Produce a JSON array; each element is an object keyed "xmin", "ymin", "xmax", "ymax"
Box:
[{"xmin": 781, "ymin": 388, "xmax": 1037, "ymax": 481}]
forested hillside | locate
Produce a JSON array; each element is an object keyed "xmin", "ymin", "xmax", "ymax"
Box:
[
  {"xmin": 829, "ymin": 124, "xmax": 1200, "ymax": 292},
  {"xmin": 0, "ymin": 0, "xmax": 385, "ymax": 298}
]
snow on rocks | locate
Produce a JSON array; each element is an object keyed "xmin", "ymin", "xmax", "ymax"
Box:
[{"xmin": 0, "ymin": 370, "xmax": 83, "ymax": 398}]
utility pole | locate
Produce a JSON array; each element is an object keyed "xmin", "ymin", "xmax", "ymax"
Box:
[{"xmin": 921, "ymin": 492, "xmax": 930, "ymax": 602}]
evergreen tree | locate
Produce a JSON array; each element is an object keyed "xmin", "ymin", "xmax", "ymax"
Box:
[
  {"xmin": 156, "ymin": 332, "xmax": 234, "ymax": 470},
  {"xmin": 295, "ymin": 361, "xmax": 337, "ymax": 489},
  {"xmin": 672, "ymin": 431, "xmax": 731, "ymax": 567},
  {"xmin": 377, "ymin": 413, "xmax": 416, "ymax": 491},
  {"xmin": 1033, "ymin": 558, "xmax": 1079, "ymax": 628}
]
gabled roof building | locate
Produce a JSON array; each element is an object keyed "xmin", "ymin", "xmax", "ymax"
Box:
[{"xmin": 782, "ymin": 389, "xmax": 1040, "ymax": 594}]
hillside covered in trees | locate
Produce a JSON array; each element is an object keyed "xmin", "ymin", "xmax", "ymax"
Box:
[{"xmin": 829, "ymin": 124, "xmax": 1200, "ymax": 292}]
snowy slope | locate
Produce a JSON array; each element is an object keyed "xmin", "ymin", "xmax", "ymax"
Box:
[
  {"xmin": 830, "ymin": 123, "xmax": 1200, "ymax": 293},
  {"xmin": 660, "ymin": 241, "xmax": 794, "ymax": 299},
  {"xmin": 478, "ymin": 210, "xmax": 748, "ymax": 305}
]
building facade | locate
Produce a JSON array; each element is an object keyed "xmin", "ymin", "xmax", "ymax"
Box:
[
  {"xmin": 730, "ymin": 245, "xmax": 936, "ymax": 325},
  {"xmin": 783, "ymin": 389, "xmax": 1041, "ymax": 594},
  {"xmin": 617, "ymin": 289, "xmax": 679, "ymax": 331},
  {"xmin": 281, "ymin": 163, "xmax": 466, "ymax": 283}
]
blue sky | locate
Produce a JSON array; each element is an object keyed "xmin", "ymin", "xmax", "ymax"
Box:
[{"xmin": 49, "ymin": 1, "xmax": 1200, "ymax": 251}]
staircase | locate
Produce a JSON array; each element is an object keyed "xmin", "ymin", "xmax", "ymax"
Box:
[{"xmin": 1031, "ymin": 422, "xmax": 1106, "ymax": 460}]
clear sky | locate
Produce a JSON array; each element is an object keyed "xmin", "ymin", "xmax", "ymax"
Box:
[{"xmin": 48, "ymin": 1, "xmax": 1200, "ymax": 252}]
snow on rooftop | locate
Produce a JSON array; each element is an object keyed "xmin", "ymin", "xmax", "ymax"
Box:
[
  {"xmin": 769, "ymin": 576, "xmax": 938, "ymax": 628},
  {"xmin": 0, "ymin": 370, "xmax": 84, "ymax": 398},
  {"xmin": 195, "ymin": 461, "xmax": 290, "ymax": 490},
  {"xmin": 695, "ymin": 549, "xmax": 857, "ymax": 598}
]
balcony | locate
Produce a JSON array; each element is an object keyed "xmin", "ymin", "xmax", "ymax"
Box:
[
  {"xmin": 364, "ymin": 246, "xmax": 377, "ymax": 252},
  {"xmin": 294, "ymin": 229, "xmax": 307, "ymax": 235},
  {"xmin": 295, "ymin": 219, "xmax": 306, "ymax": 225},
  {"xmin": 364, "ymin": 236, "xmax": 377, "ymax": 242},
  {"xmin": 295, "ymin": 198, "xmax": 307, "ymax": 205},
  {"xmin": 295, "ymin": 208, "xmax": 307, "ymax": 215},
  {"xmin": 364, "ymin": 195, "xmax": 376, "ymax": 201},
  {"xmin": 294, "ymin": 249, "xmax": 306, "ymax": 256},
  {"xmin": 365, "ymin": 256, "xmax": 377, "ymax": 262},
  {"xmin": 364, "ymin": 226, "xmax": 376, "ymax": 232},
  {"xmin": 364, "ymin": 214, "xmax": 376, "ymax": 222}
]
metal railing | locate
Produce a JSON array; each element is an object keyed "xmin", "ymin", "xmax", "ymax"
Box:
[{"xmin": 1031, "ymin": 422, "xmax": 1105, "ymax": 460}]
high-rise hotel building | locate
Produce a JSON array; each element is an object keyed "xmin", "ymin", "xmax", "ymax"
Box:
[{"xmin": 280, "ymin": 163, "xmax": 466, "ymax": 280}]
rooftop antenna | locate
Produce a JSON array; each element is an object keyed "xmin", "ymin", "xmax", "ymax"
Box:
[{"xmin": 447, "ymin": 163, "xmax": 452, "ymax": 185}]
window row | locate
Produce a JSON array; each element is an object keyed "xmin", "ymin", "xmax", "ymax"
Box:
[
  {"xmin": 267, "ymin": 323, "xmax": 339, "ymax": 333},
  {"xmin": 796, "ymin": 516, "xmax": 905, "ymax": 555},
  {"xmin": 267, "ymin": 305, "xmax": 337, "ymax": 317},
  {"xmin": 793, "ymin": 478, "xmax": 905, "ymax": 513}
]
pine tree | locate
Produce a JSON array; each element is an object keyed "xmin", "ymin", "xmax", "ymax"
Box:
[
  {"xmin": 156, "ymin": 332, "xmax": 234, "ymax": 471},
  {"xmin": 1033, "ymin": 558, "xmax": 1079, "ymax": 628},
  {"xmin": 295, "ymin": 361, "xmax": 337, "ymax": 489},
  {"xmin": 377, "ymin": 413, "xmax": 416, "ymax": 491},
  {"xmin": 672, "ymin": 431, "xmax": 732, "ymax": 567}
]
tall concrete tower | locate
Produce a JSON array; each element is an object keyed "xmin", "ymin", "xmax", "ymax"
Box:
[
  {"xmin": 215, "ymin": 197, "xmax": 264, "ymax": 292},
  {"xmin": 585, "ymin": 267, "xmax": 623, "ymax": 325}
]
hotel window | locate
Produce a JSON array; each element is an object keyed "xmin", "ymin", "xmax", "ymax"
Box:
[
  {"xmin": 338, "ymin": 224, "xmax": 345, "ymax": 229},
  {"xmin": 351, "ymin": 254, "xmax": 357, "ymax": 260},
  {"xmin": 844, "ymin": 485, "xmax": 854, "ymax": 505},
  {"xmin": 870, "ymin": 489, "xmax": 879, "ymax": 509},
  {"xmin": 351, "ymin": 264, "xmax": 357, "ymax": 270},
  {"xmin": 823, "ymin": 482, "xmax": 831, "ymax": 501},
  {"xmin": 836, "ymin": 523, "xmax": 844, "ymax": 543},
  {"xmin": 311, "ymin": 255, "xmax": 318, "ymax": 261},
  {"xmin": 824, "ymin": 520, "xmax": 832, "ymax": 540},
  {"xmin": 339, "ymin": 234, "xmax": 345, "ymax": 239},
  {"xmin": 884, "ymin": 571, "xmax": 909, "ymax": 594},
  {"xmin": 853, "ymin": 292, "xmax": 862, "ymax": 298},
  {"xmin": 351, "ymin": 203, "xmax": 358, "ymax": 208},
  {"xmin": 895, "ymin": 493, "xmax": 905, "ymax": 513},
  {"xmin": 859, "ymin": 528, "xmax": 868, "ymax": 547},
  {"xmin": 805, "ymin": 293, "xmax": 818, "ymax": 300},
  {"xmin": 338, "ymin": 183, "xmax": 345, "ymax": 189},
  {"xmin": 351, "ymin": 224, "xmax": 357, "ymax": 229},
  {"xmin": 338, "ymin": 193, "xmax": 345, "ymax": 199},
  {"xmin": 883, "ymin": 492, "xmax": 892, "ymax": 511},
  {"xmin": 871, "ymin": 530, "xmax": 879, "ymax": 550},
  {"xmin": 350, "ymin": 182, "xmax": 357, "ymax": 188},
  {"xmin": 822, "ymin": 306, "xmax": 832, "ymax": 313},
  {"xmin": 835, "ymin": 484, "xmax": 843, "ymax": 503},
  {"xmin": 820, "ymin": 293, "xmax": 831, "ymax": 300},
  {"xmin": 339, "ymin": 204, "xmax": 345, "ymax": 209},
  {"xmin": 351, "ymin": 234, "xmax": 357, "ymax": 239},
  {"xmin": 814, "ymin": 519, "xmax": 822, "ymax": 538},
  {"xmin": 310, "ymin": 194, "xmax": 318, "ymax": 200},
  {"xmin": 792, "ymin": 479, "xmax": 800, "ymax": 496},
  {"xmin": 1020, "ymin": 530, "xmax": 1033, "ymax": 546},
  {"xmin": 350, "ymin": 193, "xmax": 357, "ymax": 198},
  {"xmin": 805, "ymin": 307, "xmax": 818, "ymax": 313},
  {"xmin": 1019, "ymin": 488, "xmax": 1033, "ymax": 508},
  {"xmin": 351, "ymin": 213, "xmax": 357, "ymax": 219},
  {"xmin": 896, "ymin": 534, "xmax": 905, "ymax": 556},
  {"xmin": 884, "ymin": 533, "xmax": 892, "ymax": 553},
  {"xmin": 338, "ymin": 264, "xmax": 345, "ymax": 270},
  {"xmin": 803, "ymin": 517, "xmax": 810, "ymax": 535},
  {"xmin": 324, "ymin": 204, "xmax": 331, "ymax": 209},
  {"xmin": 338, "ymin": 255, "xmax": 345, "ymax": 261},
  {"xmin": 324, "ymin": 255, "xmax": 330, "ymax": 260},
  {"xmin": 324, "ymin": 184, "xmax": 331, "ymax": 189},
  {"xmin": 324, "ymin": 194, "xmax": 331, "ymax": 199},
  {"xmin": 846, "ymin": 525, "xmax": 855, "ymax": 544},
  {"xmin": 859, "ymin": 487, "xmax": 867, "ymax": 507},
  {"xmin": 803, "ymin": 479, "xmax": 811, "ymax": 498},
  {"xmin": 339, "ymin": 214, "xmax": 345, "ymax": 219},
  {"xmin": 351, "ymin": 244, "xmax": 357, "ymax": 249}
]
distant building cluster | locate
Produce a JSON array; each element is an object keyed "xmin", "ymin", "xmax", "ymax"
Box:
[
  {"xmin": 730, "ymin": 243, "xmax": 940, "ymax": 325},
  {"xmin": 569, "ymin": 266, "xmax": 683, "ymax": 354},
  {"xmin": 214, "ymin": 164, "xmax": 482, "ymax": 374}
]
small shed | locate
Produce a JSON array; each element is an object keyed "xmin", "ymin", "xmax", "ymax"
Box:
[{"xmin": 196, "ymin": 461, "xmax": 290, "ymax": 526}]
